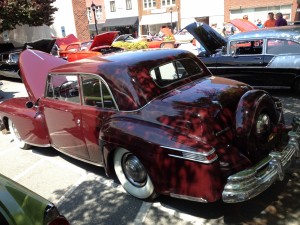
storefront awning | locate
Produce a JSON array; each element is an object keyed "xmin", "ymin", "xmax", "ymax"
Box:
[
  {"xmin": 140, "ymin": 13, "xmax": 178, "ymax": 25},
  {"xmin": 104, "ymin": 16, "xmax": 138, "ymax": 27}
]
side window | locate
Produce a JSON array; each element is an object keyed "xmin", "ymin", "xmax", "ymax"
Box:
[
  {"xmin": 81, "ymin": 75, "xmax": 117, "ymax": 109},
  {"xmin": 231, "ymin": 40, "xmax": 263, "ymax": 55},
  {"xmin": 150, "ymin": 59, "xmax": 203, "ymax": 87},
  {"xmin": 267, "ymin": 39, "xmax": 300, "ymax": 54},
  {"xmin": 46, "ymin": 74, "xmax": 80, "ymax": 103}
]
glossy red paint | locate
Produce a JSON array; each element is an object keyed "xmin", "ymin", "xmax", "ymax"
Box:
[
  {"xmin": 0, "ymin": 48, "xmax": 287, "ymax": 202},
  {"xmin": 230, "ymin": 19, "xmax": 258, "ymax": 32},
  {"xmin": 58, "ymin": 32, "xmax": 119, "ymax": 62},
  {"xmin": 19, "ymin": 50, "xmax": 67, "ymax": 102}
]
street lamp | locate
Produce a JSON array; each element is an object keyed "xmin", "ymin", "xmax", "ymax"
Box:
[
  {"xmin": 91, "ymin": 1, "xmax": 98, "ymax": 35},
  {"xmin": 169, "ymin": 7, "xmax": 173, "ymax": 33}
]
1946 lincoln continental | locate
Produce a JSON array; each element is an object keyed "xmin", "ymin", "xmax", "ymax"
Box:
[{"xmin": 0, "ymin": 49, "xmax": 299, "ymax": 203}]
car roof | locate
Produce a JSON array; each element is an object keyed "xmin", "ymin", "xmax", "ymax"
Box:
[
  {"xmin": 229, "ymin": 26, "xmax": 300, "ymax": 43},
  {"xmin": 51, "ymin": 49, "xmax": 204, "ymax": 110}
]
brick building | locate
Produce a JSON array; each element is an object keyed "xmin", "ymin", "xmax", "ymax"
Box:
[
  {"xmin": 72, "ymin": 0, "xmax": 91, "ymax": 40},
  {"xmin": 224, "ymin": 0, "xmax": 300, "ymax": 23}
]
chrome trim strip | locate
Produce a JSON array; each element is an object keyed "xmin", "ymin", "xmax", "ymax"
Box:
[
  {"xmin": 161, "ymin": 145, "xmax": 215, "ymax": 156},
  {"xmin": 168, "ymin": 153, "xmax": 218, "ymax": 164},
  {"xmin": 24, "ymin": 142, "xmax": 51, "ymax": 148},
  {"xmin": 52, "ymin": 145, "xmax": 104, "ymax": 167},
  {"xmin": 170, "ymin": 193, "xmax": 208, "ymax": 203}
]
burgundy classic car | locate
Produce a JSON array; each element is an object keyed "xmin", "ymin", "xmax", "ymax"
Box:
[{"xmin": 0, "ymin": 49, "xmax": 299, "ymax": 203}]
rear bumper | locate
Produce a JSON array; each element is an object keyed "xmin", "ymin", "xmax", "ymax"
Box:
[{"xmin": 222, "ymin": 129, "xmax": 300, "ymax": 203}]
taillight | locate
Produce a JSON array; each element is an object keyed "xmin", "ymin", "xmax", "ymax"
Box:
[{"xmin": 44, "ymin": 204, "xmax": 70, "ymax": 225}]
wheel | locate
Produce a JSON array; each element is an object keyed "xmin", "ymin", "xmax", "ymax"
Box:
[
  {"xmin": 114, "ymin": 148, "xmax": 157, "ymax": 199},
  {"xmin": 8, "ymin": 119, "xmax": 31, "ymax": 150},
  {"xmin": 247, "ymin": 105, "xmax": 276, "ymax": 162}
]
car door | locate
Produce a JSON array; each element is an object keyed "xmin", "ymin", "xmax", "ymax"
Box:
[
  {"xmin": 42, "ymin": 74, "xmax": 90, "ymax": 160},
  {"xmin": 79, "ymin": 74, "xmax": 118, "ymax": 164},
  {"xmin": 215, "ymin": 39, "xmax": 267, "ymax": 86},
  {"xmin": 262, "ymin": 38, "xmax": 300, "ymax": 88}
]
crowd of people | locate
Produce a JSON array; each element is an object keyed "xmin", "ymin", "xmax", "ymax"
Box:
[{"xmin": 220, "ymin": 12, "xmax": 288, "ymax": 37}]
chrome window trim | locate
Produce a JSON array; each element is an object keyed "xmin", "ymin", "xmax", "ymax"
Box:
[{"xmin": 47, "ymin": 72, "xmax": 119, "ymax": 111}]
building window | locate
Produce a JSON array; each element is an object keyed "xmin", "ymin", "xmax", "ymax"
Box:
[
  {"xmin": 110, "ymin": 1, "xmax": 116, "ymax": 12},
  {"xmin": 96, "ymin": 6, "xmax": 102, "ymax": 20},
  {"xmin": 87, "ymin": 7, "xmax": 92, "ymax": 22},
  {"xmin": 162, "ymin": 0, "xmax": 175, "ymax": 6},
  {"xmin": 126, "ymin": 0, "xmax": 132, "ymax": 10},
  {"xmin": 143, "ymin": 0, "xmax": 156, "ymax": 9}
]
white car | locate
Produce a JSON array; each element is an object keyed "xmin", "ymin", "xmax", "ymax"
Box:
[{"xmin": 174, "ymin": 29, "xmax": 194, "ymax": 43}]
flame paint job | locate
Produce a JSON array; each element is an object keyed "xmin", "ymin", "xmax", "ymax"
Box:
[{"xmin": 0, "ymin": 49, "xmax": 287, "ymax": 202}]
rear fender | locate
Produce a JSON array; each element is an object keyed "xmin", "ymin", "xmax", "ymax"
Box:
[
  {"xmin": 99, "ymin": 117, "xmax": 223, "ymax": 199},
  {"xmin": 235, "ymin": 90, "xmax": 278, "ymax": 137}
]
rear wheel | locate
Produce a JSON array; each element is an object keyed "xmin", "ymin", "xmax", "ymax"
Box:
[
  {"xmin": 114, "ymin": 148, "xmax": 157, "ymax": 200},
  {"xmin": 8, "ymin": 119, "xmax": 31, "ymax": 149}
]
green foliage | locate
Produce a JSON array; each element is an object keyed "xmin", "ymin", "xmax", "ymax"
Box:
[
  {"xmin": 164, "ymin": 35, "xmax": 175, "ymax": 41},
  {"xmin": 0, "ymin": 0, "xmax": 58, "ymax": 32},
  {"xmin": 112, "ymin": 41, "xmax": 148, "ymax": 50}
]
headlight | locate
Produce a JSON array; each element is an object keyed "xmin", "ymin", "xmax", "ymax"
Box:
[{"xmin": 256, "ymin": 113, "xmax": 270, "ymax": 135}]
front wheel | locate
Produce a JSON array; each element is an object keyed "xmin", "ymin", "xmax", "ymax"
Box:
[
  {"xmin": 113, "ymin": 148, "xmax": 157, "ymax": 200},
  {"xmin": 8, "ymin": 119, "xmax": 31, "ymax": 150}
]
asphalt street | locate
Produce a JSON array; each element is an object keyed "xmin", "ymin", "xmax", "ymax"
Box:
[{"xmin": 0, "ymin": 78, "xmax": 299, "ymax": 225}]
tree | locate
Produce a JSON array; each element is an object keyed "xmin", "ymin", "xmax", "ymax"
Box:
[{"xmin": 0, "ymin": 0, "xmax": 58, "ymax": 33}]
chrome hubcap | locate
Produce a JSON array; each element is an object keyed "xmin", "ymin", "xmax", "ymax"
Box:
[
  {"xmin": 256, "ymin": 113, "xmax": 271, "ymax": 135},
  {"xmin": 122, "ymin": 153, "xmax": 147, "ymax": 187}
]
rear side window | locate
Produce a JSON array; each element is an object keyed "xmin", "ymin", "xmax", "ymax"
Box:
[
  {"xmin": 150, "ymin": 58, "xmax": 203, "ymax": 87},
  {"xmin": 267, "ymin": 39, "xmax": 300, "ymax": 54},
  {"xmin": 81, "ymin": 75, "xmax": 117, "ymax": 109}
]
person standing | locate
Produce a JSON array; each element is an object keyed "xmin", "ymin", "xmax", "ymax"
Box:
[
  {"xmin": 275, "ymin": 12, "xmax": 287, "ymax": 26},
  {"xmin": 263, "ymin": 12, "xmax": 276, "ymax": 28}
]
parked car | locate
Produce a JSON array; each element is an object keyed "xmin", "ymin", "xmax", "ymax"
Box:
[
  {"xmin": 0, "ymin": 173, "xmax": 69, "ymax": 225},
  {"xmin": 0, "ymin": 39, "xmax": 56, "ymax": 79},
  {"xmin": 0, "ymin": 49, "xmax": 299, "ymax": 203},
  {"xmin": 174, "ymin": 29, "xmax": 194, "ymax": 43},
  {"xmin": 59, "ymin": 31, "xmax": 123, "ymax": 62},
  {"xmin": 0, "ymin": 81, "xmax": 2, "ymax": 91},
  {"xmin": 185, "ymin": 22, "xmax": 300, "ymax": 93}
]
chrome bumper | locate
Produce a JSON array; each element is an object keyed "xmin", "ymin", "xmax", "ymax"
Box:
[{"xmin": 222, "ymin": 128, "xmax": 300, "ymax": 203}]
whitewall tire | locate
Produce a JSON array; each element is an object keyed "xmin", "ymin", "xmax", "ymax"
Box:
[
  {"xmin": 114, "ymin": 148, "xmax": 156, "ymax": 199},
  {"xmin": 8, "ymin": 119, "xmax": 31, "ymax": 150}
]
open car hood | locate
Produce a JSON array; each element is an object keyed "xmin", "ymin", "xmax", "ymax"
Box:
[
  {"xmin": 23, "ymin": 39, "xmax": 56, "ymax": 53},
  {"xmin": 185, "ymin": 19, "xmax": 258, "ymax": 55},
  {"xmin": 229, "ymin": 19, "xmax": 258, "ymax": 32},
  {"xmin": 89, "ymin": 31, "xmax": 120, "ymax": 50},
  {"xmin": 185, "ymin": 22, "xmax": 226, "ymax": 55},
  {"xmin": 55, "ymin": 34, "xmax": 79, "ymax": 50},
  {"xmin": 19, "ymin": 50, "xmax": 67, "ymax": 102}
]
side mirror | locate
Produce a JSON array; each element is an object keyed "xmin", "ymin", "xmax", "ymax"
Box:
[{"xmin": 25, "ymin": 101, "xmax": 34, "ymax": 108}]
